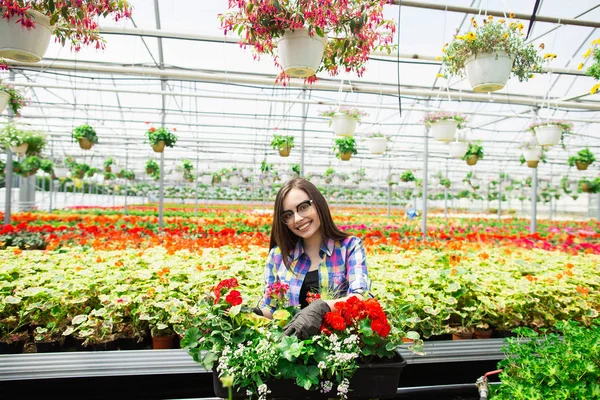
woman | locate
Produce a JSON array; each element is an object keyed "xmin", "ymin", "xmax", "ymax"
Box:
[{"xmin": 257, "ymin": 178, "xmax": 371, "ymax": 339}]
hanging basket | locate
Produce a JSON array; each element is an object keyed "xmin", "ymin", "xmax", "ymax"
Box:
[
  {"xmin": 339, "ymin": 151, "xmax": 353, "ymax": 161},
  {"xmin": 152, "ymin": 141, "xmax": 166, "ymax": 153},
  {"xmin": 575, "ymin": 161, "xmax": 589, "ymax": 171},
  {"xmin": 535, "ymin": 125, "xmax": 562, "ymax": 147},
  {"xmin": 10, "ymin": 143, "xmax": 28, "ymax": 154},
  {"xmin": 200, "ymin": 175, "xmax": 212, "ymax": 185},
  {"xmin": 278, "ymin": 146, "xmax": 291, "ymax": 157},
  {"xmin": 581, "ymin": 182, "xmax": 592, "ymax": 193},
  {"xmin": 0, "ymin": 10, "xmax": 52, "ymax": 63},
  {"xmin": 331, "ymin": 114, "xmax": 358, "ymax": 137},
  {"xmin": 277, "ymin": 28, "xmax": 327, "ymax": 78},
  {"xmin": 464, "ymin": 51, "xmax": 513, "ymax": 93},
  {"xmin": 430, "ymin": 120, "xmax": 458, "ymax": 142},
  {"xmin": 448, "ymin": 141, "xmax": 469, "ymax": 158},
  {"xmin": 0, "ymin": 91, "xmax": 9, "ymax": 114},
  {"xmin": 527, "ymin": 160, "xmax": 539, "ymax": 168},
  {"xmin": 53, "ymin": 167, "xmax": 68, "ymax": 179},
  {"xmin": 229, "ymin": 176, "xmax": 243, "ymax": 186},
  {"xmin": 171, "ymin": 171, "xmax": 185, "ymax": 181},
  {"xmin": 523, "ymin": 147, "xmax": 542, "ymax": 161},
  {"xmin": 78, "ymin": 138, "xmax": 94, "ymax": 150},
  {"xmin": 466, "ymin": 155, "xmax": 479, "ymax": 166},
  {"xmin": 367, "ymin": 138, "xmax": 387, "ymax": 154}
]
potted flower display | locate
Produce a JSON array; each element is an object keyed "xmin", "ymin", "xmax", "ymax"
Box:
[
  {"xmin": 270, "ymin": 134, "xmax": 295, "ymax": 157},
  {"xmin": 462, "ymin": 140, "xmax": 484, "ymax": 166},
  {"xmin": 218, "ymin": 1, "xmax": 395, "ymax": 82},
  {"xmin": 400, "ymin": 170, "xmax": 416, "ymax": 183},
  {"xmin": 145, "ymin": 126, "xmax": 177, "ymax": 153},
  {"xmin": 0, "ymin": 123, "xmax": 35, "ymax": 154},
  {"xmin": 320, "ymin": 106, "xmax": 367, "ymax": 137},
  {"xmin": 181, "ymin": 278, "xmax": 407, "ymax": 400},
  {"xmin": 103, "ymin": 158, "xmax": 115, "ymax": 173},
  {"xmin": 568, "ymin": 148, "xmax": 596, "ymax": 171},
  {"xmin": 526, "ymin": 120, "xmax": 573, "ymax": 147},
  {"xmin": 582, "ymin": 38, "xmax": 600, "ymax": 94},
  {"xmin": 448, "ymin": 139, "xmax": 469, "ymax": 159},
  {"xmin": 578, "ymin": 177, "xmax": 600, "ymax": 194},
  {"xmin": 0, "ymin": 80, "xmax": 26, "ymax": 116},
  {"xmin": 72, "ymin": 124, "xmax": 98, "ymax": 150},
  {"xmin": 440, "ymin": 16, "xmax": 546, "ymax": 92},
  {"xmin": 145, "ymin": 159, "xmax": 159, "ymax": 175},
  {"xmin": 333, "ymin": 136, "xmax": 358, "ymax": 161},
  {"xmin": 440, "ymin": 177, "xmax": 451, "ymax": 189},
  {"xmin": 0, "ymin": 0, "xmax": 132, "ymax": 66},
  {"xmin": 423, "ymin": 111, "xmax": 467, "ymax": 142},
  {"xmin": 365, "ymin": 132, "xmax": 388, "ymax": 154},
  {"xmin": 520, "ymin": 137, "xmax": 543, "ymax": 168}
]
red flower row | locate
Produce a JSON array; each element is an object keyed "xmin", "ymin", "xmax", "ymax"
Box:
[{"xmin": 322, "ymin": 296, "xmax": 391, "ymax": 337}]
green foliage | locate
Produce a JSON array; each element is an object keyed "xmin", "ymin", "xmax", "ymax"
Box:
[
  {"xmin": 0, "ymin": 231, "xmax": 47, "ymax": 250},
  {"xmin": 0, "ymin": 80, "xmax": 27, "ymax": 116},
  {"xmin": 145, "ymin": 127, "xmax": 177, "ymax": 147},
  {"xmin": 0, "ymin": 124, "xmax": 35, "ymax": 147},
  {"xmin": 270, "ymin": 134, "xmax": 295, "ymax": 150},
  {"xmin": 72, "ymin": 124, "xmax": 98, "ymax": 144},
  {"xmin": 400, "ymin": 170, "xmax": 416, "ymax": 182},
  {"xmin": 578, "ymin": 177, "xmax": 600, "ymax": 194},
  {"xmin": 291, "ymin": 163, "xmax": 301, "ymax": 176},
  {"xmin": 439, "ymin": 177, "xmax": 451, "ymax": 188},
  {"xmin": 584, "ymin": 39, "xmax": 600, "ymax": 82},
  {"xmin": 567, "ymin": 148, "xmax": 596, "ymax": 167},
  {"xmin": 333, "ymin": 137, "xmax": 357, "ymax": 159},
  {"xmin": 491, "ymin": 321, "xmax": 600, "ymax": 399},
  {"xmin": 19, "ymin": 156, "xmax": 42, "ymax": 176},
  {"xmin": 104, "ymin": 158, "xmax": 115, "ymax": 168},
  {"xmin": 463, "ymin": 140, "xmax": 484, "ymax": 159},
  {"xmin": 39, "ymin": 159, "xmax": 54, "ymax": 174}
]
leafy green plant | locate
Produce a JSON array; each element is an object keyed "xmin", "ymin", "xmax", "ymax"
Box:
[
  {"xmin": 440, "ymin": 16, "xmax": 545, "ymax": 82},
  {"xmin": 333, "ymin": 137, "xmax": 358, "ymax": 159},
  {"xmin": 20, "ymin": 156, "xmax": 42, "ymax": 176},
  {"xmin": 568, "ymin": 148, "xmax": 596, "ymax": 167},
  {"xmin": 145, "ymin": 159, "xmax": 159, "ymax": 174},
  {"xmin": 291, "ymin": 163, "xmax": 301, "ymax": 176},
  {"xmin": 72, "ymin": 124, "xmax": 98, "ymax": 144},
  {"xmin": 582, "ymin": 38, "xmax": 600, "ymax": 94},
  {"xmin": 270, "ymin": 134, "xmax": 295, "ymax": 150},
  {"xmin": 39, "ymin": 159, "xmax": 54, "ymax": 175},
  {"xmin": 104, "ymin": 158, "xmax": 115, "ymax": 169},
  {"xmin": 0, "ymin": 124, "xmax": 31, "ymax": 147},
  {"xmin": 23, "ymin": 131, "xmax": 47, "ymax": 156},
  {"xmin": 439, "ymin": 177, "xmax": 451, "ymax": 188},
  {"xmin": 0, "ymin": 231, "xmax": 47, "ymax": 250},
  {"xmin": 463, "ymin": 141, "xmax": 484, "ymax": 160},
  {"xmin": 400, "ymin": 170, "xmax": 416, "ymax": 182},
  {"xmin": 578, "ymin": 177, "xmax": 600, "ymax": 194},
  {"xmin": 491, "ymin": 321, "xmax": 600, "ymax": 399},
  {"xmin": 145, "ymin": 127, "xmax": 177, "ymax": 147},
  {"xmin": 0, "ymin": 80, "xmax": 27, "ymax": 116}
]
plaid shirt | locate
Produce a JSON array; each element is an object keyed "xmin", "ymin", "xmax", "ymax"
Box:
[{"xmin": 260, "ymin": 236, "xmax": 371, "ymax": 310}]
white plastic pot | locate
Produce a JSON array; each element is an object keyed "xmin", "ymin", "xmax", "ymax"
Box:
[
  {"xmin": 367, "ymin": 137, "xmax": 387, "ymax": 154},
  {"xmin": 0, "ymin": 10, "xmax": 52, "ymax": 63},
  {"xmin": 311, "ymin": 177, "xmax": 324, "ymax": 186},
  {"xmin": 523, "ymin": 147, "xmax": 542, "ymax": 161},
  {"xmin": 534, "ymin": 125, "xmax": 562, "ymax": 147},
  {"xmin": 464, "ymin": 51, "xmax": 513, "ymax": 93},
  {"xmin": 331, "ymin": 113, "xmax": 357, "ymax": 137},
  {"xmin": 200, "ymin": 175, "xmax": 212, "ymax": 185},
  {"xmin": 448, "ymin": 141, "xmax": 469, "ymax": 159},
  {"xmin": 54, "ymin": 167, "xmax": 68, "ymax": 179},
  {"xmin": 229, "ymin": 176, "xmax": 243, "ymax": 186},
  {"xmin": 10, "ymin": 143, "xmax": 28, "ymax": 154},
  {"xmin": 0, "ymin": 91, "xmax": 9, "ymax": 113},
  {"xmin": 358, "ymin": 181, "xmax": 370, "ymax": 189},
  {"xmin": 278, "ymin": 28, "xmax": 327, "ymax": 78},
  {"xmin": 171, "ymin": 171, "xmax": 185, "ymax": 181},
  {"xmin": 430, "ymin": 120, "xmax": 458, "ymax": 142}
]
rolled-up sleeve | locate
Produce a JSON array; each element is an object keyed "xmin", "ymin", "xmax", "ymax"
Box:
[
  {"xmin": 260, "ymin": 247, "xmax": 279, "ymax": 310},
  {"xmin": 346, "ymin": 237, "xmax": 371, "ymax": 296}
]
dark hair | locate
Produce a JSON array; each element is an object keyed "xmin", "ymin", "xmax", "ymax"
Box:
[{"xmin": 270, "ymin": 178, "xmax": 348, "ymax": 268}]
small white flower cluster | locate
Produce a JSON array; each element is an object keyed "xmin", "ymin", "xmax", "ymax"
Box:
[
  {"xmin": 337, "ymin": 378, "xmax": 350, "ymax": 400},
  {"xmin": 320, "ymin": 380, "xmax": 333, "ymax": 393},
  {"xmin": 257, "ymin": 383, "xmax": 271, "ymax": 400},
  {"xmin": 318, "ymin": 361, "xmax": 327, "ymax": 370}
]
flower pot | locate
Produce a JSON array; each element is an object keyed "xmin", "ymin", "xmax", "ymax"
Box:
[
  {"xmin": 527, "ymin": 160, "xmax": 539, "ymax": 168},
  {"xmin": 448, "ymin": 141, "xmax": 469, "ymax": 158},
  {"xmin": 466, "ymin": 155, "xmax": 479, "ymax": 166},
  {"xmin": 53, "ymin": 167, "xmax": 68, "ymax": 179},
  {"xmin": 152, "ymin": 140, "xmax": 166, "ymax": 153},
  {"xmin": 213, "ymin": 350, "xmax": 407, "ymax": 399},
  {"xmin": 464, "ymin": 51, "xmax": 513, "ymax": 93},
  {"xmin": 473, "ymin": 329, "xmax": 493, "ymax": 339},
  {"xmin": 278, "ymin": 146, "xmax": 291, "ymax": 157},
  {"xmin": 76, "ymin": 171, "xmax": 85, "ymax": 179},
  {"xmin": 104, "ymin": 166, "xmax": 112, "ymax": 173},
  {"xmin": 278, "ymin": 28, "xmax": 327, "ymax": 78},
  {"xmin": 152, "ymin": 334, "xmax": 175, "ymax": 350},
  {"xmin": 171, "ymin": 171, "xmax": 185, "ymax": 181},
  {"xmin": 430, "ymin": 120, "xmax": 458, "ymax": 142},
  {"xmin": 0, "ymin": 91, "xmax": 9, "ymax": 113},
  {"xmin": 339, "ymin": 151, "xmax": 353, "ymax": 161},
  {"xmin": 534, "ymin": 124, "xmax": 562, "ymax": 147},
  {"xmin": 581, "ymin": 182, "xmax": 591, "ymax": 193},
  {"xmin": 523, "ymin": 147, "xmax": 542, "ymax": 161},
  {"xmin": 452, "ymin": 331, "xmax": 474, "ymax": 340},
  {"xmin": 78, "ymin": 137, "xmax": 94, "ymax": 150},
  {"xmin": 35, "ymin": 339, "xmax": 63, "ymax": 353},
  {"xmin": 367, "ymin": 137, "xmax": 387, "ymax": 154},
  {"xmin": 0, "ymin": 9, "xmax": 52, "ymax": 63},
  {"xmin": 575, "ymin": 161, "xmax": 589, "ymax": 171},
  {"xmin": 200, "ymin": 175, "xmax": 212, "ymax": 185},
  {"xmin": 10, "ymin": 143, "xmax": 28, "ymax": 154},
  {"xmin": 229, "ymin": 176, "xmax": 243, "ymax": 186},
  {"xmin": 331, "ymin": 113, "xmax": 358, "ymax": 137}
]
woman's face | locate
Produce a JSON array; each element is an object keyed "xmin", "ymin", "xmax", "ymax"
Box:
[{"xmin": 281, "ymin": 188, "xmax": 321, "ymax": 240}]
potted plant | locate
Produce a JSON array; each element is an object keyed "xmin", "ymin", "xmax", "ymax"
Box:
[
  {"xmin": 320, "ymin": 106, "xmax": 367, "ymax": 137},
  {"xmin": 333, "ymin": 136, "xmax": 357, "ymax": 161},
  {"xmin": 448, "ymin": 139, "xmax": 469, "ymax": 159},
  {"xmin": 440, "ymin": 16, "xmax": 546, "ymax": 92},
  {"xmin": 526, "ymin": 120, "xmax": 573, "ymax": 147},
  {"xmin": 462, "ymin": 140, "xmax": 484, "ymax": 166},
  {"xmin": 270, "ymin": 134, "xmax": 295, "ymax": 157},
  {"xmin": 145, "ymin": 159, "xmax": 159, "ymax": 175},
  {"xmin": 179, "ymin": 159, "xmax": 195, "ymax": 183},
  {"xmin": 23, "ymin": 131, "xmax": 46, "ymax": 156},
  {"xmin": 423, "ymin": 111, "xmax": 467, "ymax": 142},
  {"xmin": 400, "ymin": 170, "xmax": 416, "ymax": 183},
  {"xmin": 578, "ymin": 177, "xmax": 600, "ymax": 194},
  {"xmin": 103, "ymin": 158, "xmax": 115, "ymax": 173},
  {"xmin": 520, "ymin": 137, "xmax": 543, "ymax": 168},
  {"xmin": 39, "ymin": 158, "xmax": 53, "ymax": 175},
  {"xmin": 19, "ymin": 155, "xmax": 41, "ymax": 176},
  {"xmin": 0, "ymin": 80, "xmax": 26, "ymax": 116},
  {"xmin": 145, "ymin": 126, "xmax": 177, "ymax": 153},
  {"xmin": 72, "ymin": 124, "xmax": 98, "ymax": 150},
  {"xmin": 365, "ymin": 132, "xmax": 388, "ymax": 154},
  {"xmin": 0, "ymin": 123, "xmax": 34, "ymax": 154},
  {"xmin": 218, "ymin": 1, "xmax": 395, "ymax": 82},
  {"xmin": 567, "ymin": 148, "xmax": 595, "ymax": 171},
  {"xmin": 582, "ymin": 38, "xmax": 600, "ymax": 94},
  {"xmin": 0, "ymin": 0, "xmax": 132, "ymax": 66}
]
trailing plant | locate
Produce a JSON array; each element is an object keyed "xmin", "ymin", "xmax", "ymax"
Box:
[
  {"xmin": 439, "ymin": 177, "xmax": 451, "ymax": 188},
  {"xmin": 291, "ymin": 163, "xmax": 301, "ymax": 176},
  {"xmin": 578, "ymin": 177, "xmax": 600, "ymax": 194},
  {"xmin": 320, "ymin": 106, "xmax": 368, "ymax": 124},
  {"xmin": 527, "ymin": 120, "xmax": 573, "ymax": 147},
  {"xmin": 333, "ymin": 137, "xmax": 357, "ymax": 159},
  {"xmin": 39, "ymin": 159, "xmax": 53, "ymax": 175},
  {"xmin": 422, "ymin": 111, "xmax": 467, "ymax": 129},
  {"xmin": 400, "ymin": 170, "xmax": 416, "ymax": 182},
  {"xmin": 0, "ymin": 123, "xmax": 31, "ymax": 147},
  {"xmin": 145, "ymin": 159, "xmax": 159, "ymax": 174},
  {"xmin": 23, "ymin": 131, "xmax": 47, "ymax": 156},
  {"xmin": 19, "ymin": 155, "xmax": 41, "ymax": 176},
  {"xmin": 462, "ymin": 140, "xmax": 484, "ymax": 159},
  {"xmin": 270, "ymin": 134, "xmax": 295, "ymax": 150},
  {"xmin": 218, "ymin": 0, "xmax": 396, "ymax": 83},
  {"xmin": 145, "ymin": 127, "xmax": 177, "ymax": 147},
  {"xmin": 0, "ymin": 80, "xmax": 27, "ymax": 116},
  {"xmin": 104, "ymin": 158, "xmax": 115, "ymax": 169},
  {"xmin": 582, "ymin": 38, "xmax": 600, "ymax": 94},
  {"xmin": 567, "ymin": 148, "xmax": 595, "ymax": 167},
  {"xmin": 440, "ymin": 16, "xmax": 546, "ymax": 82},
  {"xmin": 72, "ymin": 124, "xmax": 98, "ymax": 144}
]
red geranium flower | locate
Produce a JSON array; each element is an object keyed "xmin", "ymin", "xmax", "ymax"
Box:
[
  {"xmin": 324, "ymin": 312, "xmax": 347, "ymax": 331},
  {"xmin": 225, "ymin": 290, "xmax": 243, "ymax": 306}
]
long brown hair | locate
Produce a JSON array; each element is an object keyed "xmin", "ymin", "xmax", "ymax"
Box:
[{"xmin": 270, "ymin": 178, "xmax": 348, "ymax": 268}]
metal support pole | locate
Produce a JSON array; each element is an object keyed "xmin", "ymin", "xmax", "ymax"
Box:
[
  {"xmin": 124, "ymin": 141, "xmax": 128, "ymax": 215},
  {"xmin": 421, "ymin": 125, "xmax": 428, "ymax": 239},
  {"xmin": 444, "ymin": 187, "xmax": 448, "ymax": 221},
  {"xmin": 300, "ymin": 89, "xmax": 307, "ymax": 177},
  {"xmin": 549, "ymin": 196, "xmax": 553, "ymax": 221},
  {"xmin": 498, "ymin": 174, "xmax": 502, "ymax": 220},
  {"xmin": 597, "ymin": 193, "xmax": 600, "ymax": 221},
  {"xmin": 387, "ymin": 165, "xmax": 391, "ymax": 219},
  {"xmin": 530, "ymin": 167, "xmax": 538, "ymax": 234},
  {"xmin": 195, "ymin": 144, "xmax": 199, "ymax": 217},
  {"xmin": 3, "ymin": 70, "xmax": 16, "ymax": 224},
  {"xmin": 154, "ymin": 0, "xmax": 166, "ymax": 230}
]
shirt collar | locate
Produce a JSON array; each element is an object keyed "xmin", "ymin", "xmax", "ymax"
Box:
[{"xmin": 290, "ymin": 238, "xmax": 335, "ymax": 261}]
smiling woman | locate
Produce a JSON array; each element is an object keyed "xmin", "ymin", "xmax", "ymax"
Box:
[{"xmin": 254, "ymin": 178, "xmax": 372, "ymax": 340}]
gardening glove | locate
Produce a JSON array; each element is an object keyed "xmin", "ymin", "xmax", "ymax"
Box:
[
  {"xmin": 252, "ymin": 306, "xmax": 263, "ymax": 316},
  {"xmin": 283, "ymin": 299, "xmax": 330, "ymax": 340}
]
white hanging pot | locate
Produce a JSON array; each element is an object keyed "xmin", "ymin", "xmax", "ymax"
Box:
[
  {"xmin": 331, "ymin": 113, "xmax": 357, "ymax": 137},
  {"xmin": 171, "ymin": 171, "xmax": 185, "ymax": 181},
  {"xmin": 358, "ymin": 181, "xmax": 369, "ymax": 189},
  {"xmin": 523, "ymin": 147, "xmax": 542, "ymax": 161},
  {"xmin": 464, "ymin": 51, "xmax": 513, "ymax": 93},
  {"xmin": 0, "ymin": 10, "xmax": 52, "ymax": 63},
  {"xmin": 534, "ymin": 125, "xmax": 562, "ymax": 147},
  {"xmin": 54, "ymin": 167, "xmax": 68, "ymax": 179},
  {"xmin": 367, "ymin": 138, "xmax": 387, "ymax": 154},
  {"xmin": 448, "ymin": 141, "xmax": 469, "ymax": 158},
  {"xmin": 277, "ymin": 28, "xmax": 327, "ymax": 78},
  {"xmin": 430, "ymin": 120, "xmax": 458, "ymax": 142},
  {"xmin": 0, "ymin": 91, "xmax": 9, "ymax": 113},
  {"xmin": 200, "ymin": 175, "xmax": 212, "ymax": 185},
  {"xmin": 10, "ymin": 143, "xmax": 28, "ymax": 154},
  {"xmin": 229, "ymin": 176, "xmax": 243, "ymax": 186},
  {"xmin": 332, "ymin": 176, "xmax": 343, "ymax": 186}
]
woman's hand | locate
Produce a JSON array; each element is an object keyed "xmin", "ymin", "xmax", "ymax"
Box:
[{"xmin": 282, "ymin": 300, "xmax": 330, "ymax": 339}]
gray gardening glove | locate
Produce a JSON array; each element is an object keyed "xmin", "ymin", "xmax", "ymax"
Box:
[{"xmin": 283, "ymin": 300, "xmax": 330, "ymax": 340}]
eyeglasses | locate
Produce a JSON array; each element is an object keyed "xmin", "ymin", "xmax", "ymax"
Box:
[{"xmin": 281, "ymin": 199, "xmax": 313, "ymax": 225}]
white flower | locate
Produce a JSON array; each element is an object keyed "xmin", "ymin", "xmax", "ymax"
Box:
[
  {"xmin": 320, "ymin": 380, "xmax": 333, "ymax": 393},
  {"xmin": 318, "ymin": 361, "xmax": 327, "ymax": 370}
]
